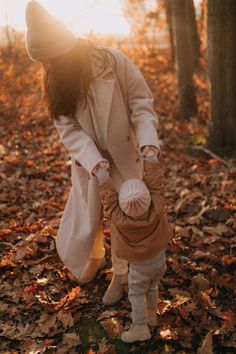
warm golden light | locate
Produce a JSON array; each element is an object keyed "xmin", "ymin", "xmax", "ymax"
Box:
[{"xmin": 0, "ymin": 0, "xmax": 130, "ymax": 36}]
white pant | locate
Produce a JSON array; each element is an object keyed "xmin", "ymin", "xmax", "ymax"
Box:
[{"xmin": 128, "ymin": 250, "xmax": 166, "ymax": 324}]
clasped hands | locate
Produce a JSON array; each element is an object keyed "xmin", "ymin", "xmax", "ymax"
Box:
[{"xmin": 92, "ymin": 145, "xmax": 160, "ymax": 177}]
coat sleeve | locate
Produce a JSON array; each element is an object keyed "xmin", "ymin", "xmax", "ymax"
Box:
[
  {"xmin": 143, "ymin": 161, "xmax": 166, "ymax": 217},
  {"xmin": 54, "ymin": 115, "xmax": 108, "ymax": 174},
  {"xmin": 98, "ymin": 178, "xmax": 120, "ymax": 220},
  {"xmin": 114, "ymin": 49, "xmax": 160, "ymax": 151},
  {"xmin": 143, "ymin": 161, "xmax": 165, "ymax": 195}
]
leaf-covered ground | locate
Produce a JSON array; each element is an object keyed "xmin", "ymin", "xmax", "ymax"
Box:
[{"xmin": 0, "ymin": 44, "xmax": 235, "ymax": 354}]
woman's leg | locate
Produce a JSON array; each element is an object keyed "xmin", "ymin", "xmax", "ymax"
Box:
[
  {"xmin": 110, "ymin": 223, "xmax": 128, "ymax": 276},
  {"xmin": 102, "ymin": 162, "xmax": 128, "ymax": 304},
  {"xmin": 90, "ymin": 222, "xmax": 105, "ymax": 259},
  {"xmin": 79, "ymin": 220, "xmax": 106, "ymax": 284},
  {"xmin": 109, "ymin": 162, "xmax": 128, "ymax": 275},
  {"xmin": 102, "ymin": 223, "xmax": 128, "ymax": 305}
]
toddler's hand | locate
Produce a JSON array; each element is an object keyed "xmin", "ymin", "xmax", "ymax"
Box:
[
  {"xmin": 142, "ymin": 146, "xmax": 159, "ymax": 163},
  {"xmin": 142, "ymin": 145, "xmax": 160, "ymax": 157},
  {"xmin": 96, "ymin": 168, "xmax": 110, "ymax": 185},
  {"xmin": 92, "ymin": 161, "xmax": 109, "ymax": 176},
  {"xmin": 92, "ymin": 161, "xmax": 110, "ymax": 184}
]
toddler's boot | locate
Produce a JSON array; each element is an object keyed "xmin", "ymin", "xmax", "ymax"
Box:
[
  {"xmin": 102, "ymin": 274, "xmax": 127, "ymax": 305},
  {"xmin": 121, "ymin": 324, "xmax": 151, "ymax": 343}
]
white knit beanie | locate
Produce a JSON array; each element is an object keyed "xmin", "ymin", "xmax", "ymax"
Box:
[
  {"xmin": 119, "ymin": 179, "xmax": 151, "ymax": 218},
  {"xmin": 25, "ymin": 0, "xmax": 76, "ymax": 62}
]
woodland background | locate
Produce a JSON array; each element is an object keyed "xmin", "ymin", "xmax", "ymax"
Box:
[{"xmin": 0, "ymin": 0, "xmax": 235, "ymax": 353}]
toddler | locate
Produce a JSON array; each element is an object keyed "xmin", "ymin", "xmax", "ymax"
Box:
[{"xmin": 96, "ymin": 152, "xmax": 173, "ymax": 343}]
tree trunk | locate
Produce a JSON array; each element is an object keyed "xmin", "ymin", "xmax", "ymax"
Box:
[
  {"xmin": 199, "ymin": 0, "xmax": 207, "ymax": 52},
  {"xmin": 186, "ymin": 0, "xmax": 200, "ymax": 69},
  {"xmin": 165, "ymin": 0, "xmax": 175, "ymax": 64},
  {"xmin": 207, "ymin": 0, "xmax": 236, "ymax": 156},
  {"xmin": 171, "ymin": 0, "xmax": 198, "ymax": 120}
]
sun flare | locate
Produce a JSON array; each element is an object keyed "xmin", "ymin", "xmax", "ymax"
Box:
[{"xmin": 0, "ymin": 0, "xmax": 130, "ymax": 36}]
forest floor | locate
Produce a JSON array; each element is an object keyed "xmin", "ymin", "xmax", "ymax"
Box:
[{"xmin": 0, "ymin": 44, "xmax": 235, "ymax": 354}]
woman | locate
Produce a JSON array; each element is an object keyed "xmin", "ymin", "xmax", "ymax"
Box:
[{"xmin": 25, "ymin": 1, "xmax": 160, "ymax": 305}]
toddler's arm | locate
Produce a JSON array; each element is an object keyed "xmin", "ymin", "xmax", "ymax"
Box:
[
  {"xmin": 142, "ymin": 152, "xmax": 165, "ymax": 195},
  {"xmin": 96, "ymin": 166, "xmax": 110, "ymax": 185},
  {"xmin": 142, "ymin": 152, "xmax": 166, "ymax": 218},
  {"xmin": 96, "ymin": 168, "xmax": 120, "ymax": 220}
]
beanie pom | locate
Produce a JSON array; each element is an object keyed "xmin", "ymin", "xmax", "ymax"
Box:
[{"xmin": 119, "ymin": 179, "xmax": 151, "ymax": 218}]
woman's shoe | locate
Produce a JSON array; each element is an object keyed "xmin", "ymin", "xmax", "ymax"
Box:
[
  {"xmin": 102, "ymin": 274, "xmax": 127, "ymax": 305},
  {"xmin": 79, "ymin": 258, "xmax": 106, "ymax": 284},
  {"xmin": 121, "ymin": 324, "xmax": 151, "ymax": 343}
]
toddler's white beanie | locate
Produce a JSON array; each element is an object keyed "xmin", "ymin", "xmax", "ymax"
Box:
[
  {"xmin": 25, "ymin": 0, "xmax": 76, "ymax": 62},
  {"xmin": 119, "ymin": 178, "xmax": 151, "ymax": 218}
]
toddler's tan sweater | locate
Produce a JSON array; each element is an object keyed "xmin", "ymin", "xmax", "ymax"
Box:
[{"xmin": 98, "ymin": 161, "xmax": 173, "ymax": 261}]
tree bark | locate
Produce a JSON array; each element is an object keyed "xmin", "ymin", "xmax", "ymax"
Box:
[
  {"xmin": 207, "ymin": 0, "xmax": 236, "ymax": 155},
  {"xmin": 165, "ymin": 0, "xmax": 175, "ymax": 64},
  {"xmin": 186, "ymin": 0, "xmax": 200, "ymax": 69},
  {"xmin": 171, "ymin": 0, "xmax": 198, "ymax": 120}
]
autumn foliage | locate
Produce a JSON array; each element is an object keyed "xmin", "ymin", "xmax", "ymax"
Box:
[{"xmin": 0, "ymin": 41, "xmax": 235, "ymax": 353}]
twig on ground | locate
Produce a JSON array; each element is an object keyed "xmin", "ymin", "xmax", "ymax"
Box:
[{"xmin": 191, "ymin": 146, "xmax": 232, "ymax": 168}]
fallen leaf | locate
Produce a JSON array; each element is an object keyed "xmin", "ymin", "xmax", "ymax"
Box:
[
  {"xmin": 192, "ymin": 273, "xmax": 210, "ymax": 291},
  {"xmin": 159, "ymin": 326, "xmax": 178, "ymax": 340},
  {"xmin": 57, "ymin": 309, "xmax": 75, "ymax": 329},
  {"xmin": 203, "ymin": 224, "xmax": 228, "ymax": 236},
  {"xmin": 97, "ymin": 337, "xmax": 115, "ymax": 354},
  {"xmin": 100, "ymin": 317, "xmax": 122, "ymax": 339},
  {"xmin": 62, "ymin": 332, "xmax": 82, "ymax": 346},
  {"xmin": 198, "ymin": 331, "xmax": 213, "ymax": 354}
]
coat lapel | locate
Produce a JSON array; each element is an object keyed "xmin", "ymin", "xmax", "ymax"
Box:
[
  {"xmin": 90, "ymin": 77, "xmax": 115, "ymax": 143},
  {"xmin": 75, "ymin": 99, "xmax": 99, "ymax": 145},
  {"xmin": 75, "ymin": 65, "xmax": 115, "ymax": 146}
]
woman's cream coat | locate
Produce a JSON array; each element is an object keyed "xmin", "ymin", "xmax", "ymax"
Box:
[{"xmin": 54, "ymin": 48, "xmax": 160, "ymax": 280}]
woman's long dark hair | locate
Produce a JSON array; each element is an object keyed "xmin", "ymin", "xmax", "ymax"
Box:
[{"xmin": 42, "ymin": 38, "xmax": 114, "ymax": 120}]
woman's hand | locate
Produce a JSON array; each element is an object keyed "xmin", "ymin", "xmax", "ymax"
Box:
[
  {"xmin": 142, "ymin": 145, "xmax": 160, "ymax": 157},
  {"xmin": 92, "ymin": 161, "xmax": 110, "ymax": 185},
  {"xmin": 92, "ymin": 160, "xmax": 109, "ymax": 176}
]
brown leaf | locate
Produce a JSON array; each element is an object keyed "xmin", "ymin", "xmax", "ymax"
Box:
[
  {"xmin": 192, "ymin": 273, "xmax": 210, "ymax": 291},
  {"xmin": 220, "ymin": 332, "xmax": 236, "ymax": 349},
  {"xmin": 214, "ymin": 310, "xmax": 236, "ymax": 334},
  {"xmin": 0, "ymin": 228, "xmax": 12, "ymax": 236},
  {"xmin": 222, "ymin": 255, "xmax": 236, "ymax": 266},
  {"xmin": 159, "ymin": 326, "xmax": 178, "ymax": 340},
  {"xmin": 203, "ymin": 224, "xmax": 228, "ymax": 236},
  {"xmin": 38, "ymin": 313, "xmax": 57, "ymax": 335},
  {"xmin": 62, "ymin": 332, "xmax": 82, "ymax": 346},
  {"xmin": 157, "ymin": 300, "xmax": 172, "ymax": 315},
  {"xmin": 57, "ymin": 309, "xmax": 75, "ymax": 329},
  {"xmin": 54, "ymin": 285, "xmax": 81, "ymax": 311},
  {"xmin": 98, "ymin": 310, "xmax": 118, "ymax": 321},
  {"xmin": 100, "ymin": 318, "xmax": 122, "ymax": 339},
  {"xmin": 20, "ymin": 339, "xmax": 49, "ymax": 353},
  {"xmin": 97, "ymin": 338, "xmax": 115, "ymax": 354},
  {"xmin": 198, "ymin": 331, "xmax": 213, "ymax": 354}
]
